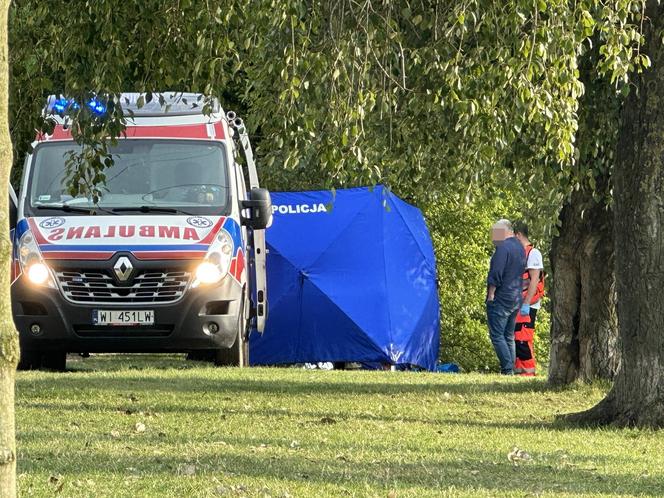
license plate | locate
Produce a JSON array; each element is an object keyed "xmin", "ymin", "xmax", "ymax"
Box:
[{"xmin": 93, "ymin": 310, "xmax": 154, "ymax": 326}]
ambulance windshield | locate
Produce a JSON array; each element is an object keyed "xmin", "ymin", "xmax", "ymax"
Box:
[{"xmin": 26, "ymin": 140, "xmax": 229, "ymax": 216}]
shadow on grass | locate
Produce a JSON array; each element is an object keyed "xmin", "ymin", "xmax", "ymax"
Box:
[
  {"xmin": 16, "ymin": 431, "xmax": 664, "ymax": 496},
  {"xmin": 16, "ymin": 396, "xmax": 589, "ymax": 435},
  {"xmin": 18, "ymin": 371, "xmax": 555, "ymax": 397},
  {"xmin": 61, "ymin": 354, "xmax": 564, "ymax": 393},
  {"xmin": 17, "ymin": 424, "xmax": 632, "ymax": 468},
  {"xmin": 16, "ymin": 360, "xmax": 644, "ymax": 494},
  {"xmin": 65, "ymin": 354, "xmax": 203, "ymax": 371}
]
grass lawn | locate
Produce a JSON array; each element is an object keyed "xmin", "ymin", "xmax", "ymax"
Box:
[{"xmin": 14, "ymin": 355, "xmax": 664, "ymax": 497}]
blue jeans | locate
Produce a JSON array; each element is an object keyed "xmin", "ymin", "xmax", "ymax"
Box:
[{"xmin": 487, "ymin": 300, "xmax": 519, "ymax": 374}]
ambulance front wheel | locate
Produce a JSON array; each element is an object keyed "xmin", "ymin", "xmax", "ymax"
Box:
[
  {"xmin": 213, "ymin": 336, "xmax": 241, "ymax": 366},
  {"xmin": 213, "ymin": 293, "xmax": 249, "ymax": 367},
  {"xmin": 17, "ymin": 350, "xmax": 41, "ymax": 370},
  {"xmin": 186, "ymin": 350, "xmax": 213, "ymax": 362},
  {"xmin": 18, "ymin": 350, "xmax": 66, "ymax": 371}
]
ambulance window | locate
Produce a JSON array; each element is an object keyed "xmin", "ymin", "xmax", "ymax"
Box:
[{"xmin": 26, "ymin": 140, "xmax": 230, "ymax": 216}]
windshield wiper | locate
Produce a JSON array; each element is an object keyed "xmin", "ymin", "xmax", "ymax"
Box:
[
  {"xmin": 112, "ymin": 206, "xmax": 193, "ymax": 215},
  {"xmin": 36, "ymin": 205, "xmax": 117, "ymax": 215}
]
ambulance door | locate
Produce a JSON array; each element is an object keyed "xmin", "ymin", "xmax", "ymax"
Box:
[
  {"xmin": 234, "ymin": 160, "xmax": 249, "ymax": 293},
  {"xmin": 228, "ymin": 114, "xmax": 268, "ymax": 334},
  {"xmin": 238, "ymin": 136, "xmax": 267, "ymax": 334}
]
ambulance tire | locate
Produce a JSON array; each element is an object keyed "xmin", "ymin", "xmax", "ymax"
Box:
[
  {"xmin": 18, "ymin": 350, "xmax": 66, "ymax": 371},
  {"xmin": 214, "ymin": 292, "xmax": 249, "ymax": 367},
  {"xmin": 41, "ymin": 351, "xmax": 67, "ymax": 371},
  {"xmin": 185, "ymin": 350, "xmax": 215, "ymax": 362},
  {"xmin": 17, "ymin": 350, "xmax": 42, "ymax": 370},
  {"xmin": 213, "ymin": 336, "xmax": 241, "ymax": 367},
  {"xmin": 42, "ymin": 351, "xmax": 67, "ymax": 372}
]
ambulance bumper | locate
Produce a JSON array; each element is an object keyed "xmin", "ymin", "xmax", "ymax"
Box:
[{"xmin": 11, "ymin": 273, "xmax": 243, "ymax": 353}]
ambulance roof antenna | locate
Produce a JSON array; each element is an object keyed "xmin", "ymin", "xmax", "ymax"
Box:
[{"xmin": 226, "ymin": 111, "xmax": 259, "ymax": 190}]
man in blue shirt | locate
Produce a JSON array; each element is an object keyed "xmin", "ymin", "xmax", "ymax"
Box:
[{"xmin": 486, "ymin": 219, "xmax": 526, "ymax": 374}]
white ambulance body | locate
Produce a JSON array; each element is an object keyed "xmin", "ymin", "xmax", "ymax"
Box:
[{"xmin": 10, "ymin": 93, "xmax": 270, "ymax": 370}]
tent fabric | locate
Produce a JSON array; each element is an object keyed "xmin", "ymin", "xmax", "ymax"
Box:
[{"xmin": 249, "ymin": 185, "xmax": 440, "ymax": 370}]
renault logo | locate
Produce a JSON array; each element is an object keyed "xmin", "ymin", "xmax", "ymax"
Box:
[{"xmin": 113, "ymin": 256, "xmax": 134, "ymax": 282}]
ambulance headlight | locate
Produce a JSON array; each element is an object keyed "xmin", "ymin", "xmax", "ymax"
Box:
[
  {"xmin": 27, "ymin": 263, "xmax": 50, "ymax": 285},
  {"xmin": 18, "ymin": 230, "xmax": 55, "ymax": 288},
  {"xmin": 195, "ymin": 262, "xmax": 224, "ymax": 285},
  {"xmin": 192, "ymin": 231, "xmax": 234, "ymax": 287}
]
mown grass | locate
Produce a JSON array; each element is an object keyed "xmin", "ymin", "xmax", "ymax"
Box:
[{"xmin": 14, "ymin": 355, "xmax": 664, "ymax": 497}]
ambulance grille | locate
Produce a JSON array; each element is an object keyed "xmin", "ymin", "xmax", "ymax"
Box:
[{"xmin": 55, "ymin": 269, "xmax": 191, "ymax": 304}]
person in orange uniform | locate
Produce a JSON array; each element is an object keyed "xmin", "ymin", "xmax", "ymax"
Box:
[{"xmin": 513, "ymin": 222, "xmax": 545, "ymax": 376}]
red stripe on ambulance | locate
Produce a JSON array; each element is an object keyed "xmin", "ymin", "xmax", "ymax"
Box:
[
  {"xmin": 37, "ymin": 123, "xmax": 225, "ymax": 142},
  {"xmin": 27, "ymin": 218, "xmax": 50, "ymax": 245},
  {"xmin": 44, "ymin": 224, "xmax": 211, "ymax": 242},
  {"xmin": 132, "ymin": 251, "xmax": 206, "ymax": 260},
  {"xmin": 199, "ymin": 217, "xmax": 226, "ymax": 244},
  {"xmin": 42, "ymin": 251, "xmax": 114, "ymax": 261}
]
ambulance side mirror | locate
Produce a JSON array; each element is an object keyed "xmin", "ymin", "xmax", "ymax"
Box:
[
  {"xmin": 241, "ymin": 188, "xmax": 272, "ymax": 230},
  {"xmin": 9, "ymin": 185, "xmax": 17, "ymax": 229}
]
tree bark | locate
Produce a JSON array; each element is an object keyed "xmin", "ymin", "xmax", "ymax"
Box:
[
  {"xmin": 567, "ymin": 1, "xmax": 664, "ymax": 427},
  {"xmin": 548, "ymin": 186, "xmax": 620, "ymax": 385},
  {"xmin": 0, "ymin": 1, "xmax": 19, "ymax": 496}
]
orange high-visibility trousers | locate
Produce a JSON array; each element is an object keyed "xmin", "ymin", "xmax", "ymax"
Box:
[{"xmin": 514, "ymin": 308, "xmax": 538, "ymax": 376}]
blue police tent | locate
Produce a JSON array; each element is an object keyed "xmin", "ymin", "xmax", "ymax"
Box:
[{"xmin": 249, "ymin": 186, "xmax": 440, "ymax": 370}]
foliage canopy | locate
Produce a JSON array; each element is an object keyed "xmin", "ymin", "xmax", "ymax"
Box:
[{"xmin": 9, "ymin": 0, "xmax": 648, "ymax": 205}]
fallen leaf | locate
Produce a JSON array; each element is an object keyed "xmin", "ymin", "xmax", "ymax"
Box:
[
  {"xmin": 178, "ymin": 464, "xmax": 196, "ymax": 476},
  {"xmin": 508, "ymin": 446, "xmax": 532, "ymax": 465},
  {"xmin": 48, "ymin": 474, "xmax": 65, "ymax": 493},
  {"xmin": 73, "ymin": 478, "xmax": 96, "ymax": 488}
]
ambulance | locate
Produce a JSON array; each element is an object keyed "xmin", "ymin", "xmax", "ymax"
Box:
[{"xmin": 10, "ymin": 93, "xmax": 271, "ymax": 370}]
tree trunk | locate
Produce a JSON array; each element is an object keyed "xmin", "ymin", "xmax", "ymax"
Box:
[
  {"xmin": 567, "ymin": 1, "xmax": 664, "ymax": 427},
  {"xmin": 548, "ymin": 186, "xmax": 620, "ymax": 385},
  {"xmin": 0, "ymin": 1, "xmax": 19, "ymax": 496}
]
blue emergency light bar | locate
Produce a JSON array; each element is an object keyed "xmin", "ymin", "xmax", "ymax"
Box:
[
  {"xmin": 45, "ymin": 92, "xmax": 217, "ymax": 118},
  {"xmin": 46, "ymin": 96, "xmax": 105, "ymax": 116},
  {"xmin": 87, "ymin": 98, "xmax": 106, "ymax": 114}
]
